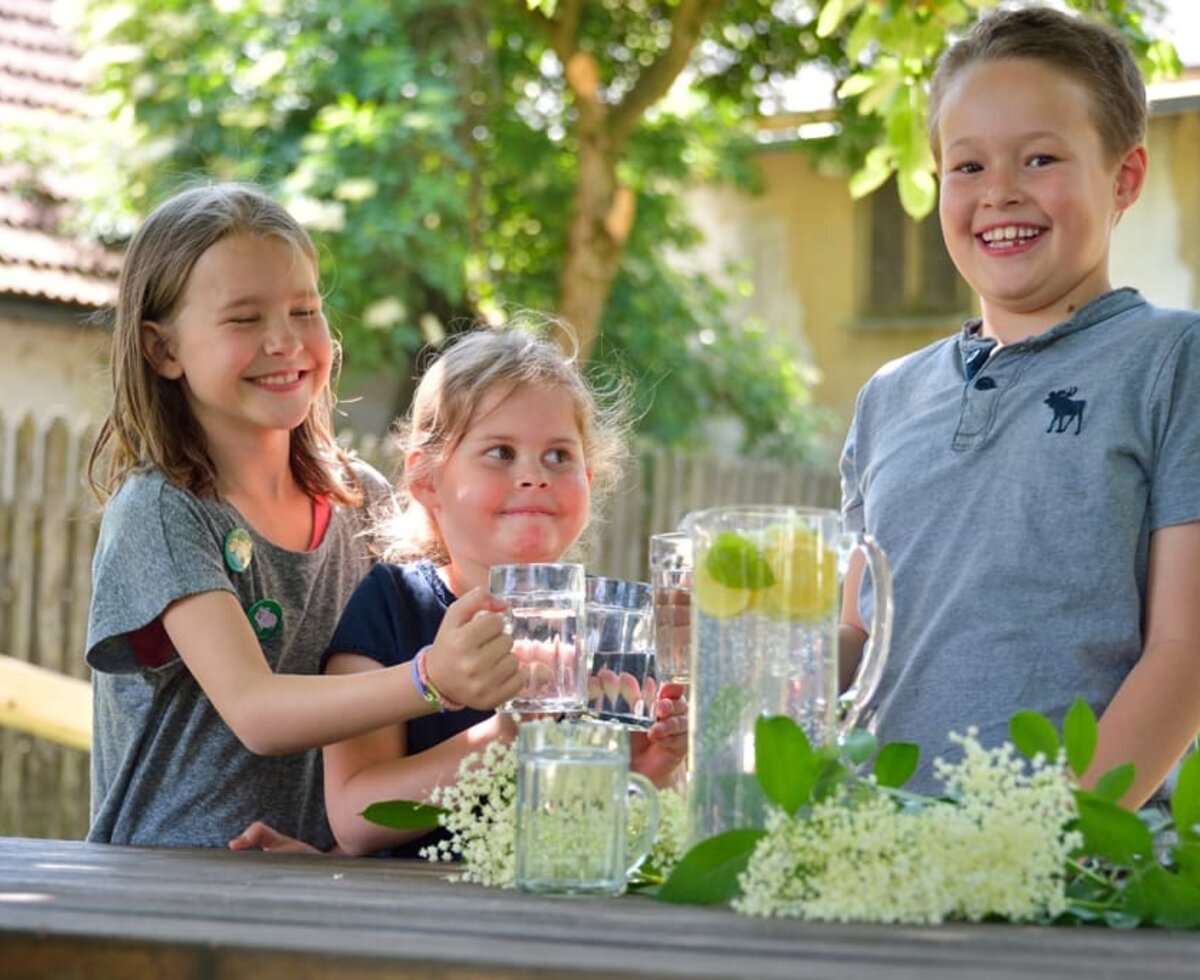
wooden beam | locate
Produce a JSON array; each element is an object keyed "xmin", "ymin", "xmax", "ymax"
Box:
[{"xmin": 0, "ymin": 653, "xmax": 91, "ymax": 752}]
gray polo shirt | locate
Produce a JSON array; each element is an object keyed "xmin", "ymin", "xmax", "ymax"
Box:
[{"xmin": 840, "ymin": 288, "xmax": 1200, "ymax": 793}]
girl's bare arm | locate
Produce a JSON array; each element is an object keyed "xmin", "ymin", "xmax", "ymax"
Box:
[{"xmin": 320, "ymin": 653, "xmax": 515, "ymax": 856}]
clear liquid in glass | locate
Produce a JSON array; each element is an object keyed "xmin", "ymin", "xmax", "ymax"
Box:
[{"xmin": 505, "ymin": 603, "xmax": 585, "ymax": 714}]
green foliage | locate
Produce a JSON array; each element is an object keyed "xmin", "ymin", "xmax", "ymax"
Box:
[
  {"xmin": 80, "ymin": 0, "xmax": 480, "ymax": 374},
  {"xmin": 756, "ymin": 715, "xmax": 816, "ymax": 814},
  {"xmin": 1174, "ymin": 751, "xmax": 1200, "ymax": 843},
  {"xmin": 1062, "ymin": 699, "xmax": 1098, "ymax": 777},
  {"xmin": 1009, "ymin": 709, "xmax": 1061, "ymax": 762},
  {"xmin": 1092, "ymin": 763, "xmax": 1137, "ymax": 803},
  {"xmin": 360, "ymin": 800, "xmax": 447, "ymax": 830},
  {"xmin": 74, "ymin": 0, "xmax": 839, "ymax": 455},
  {"xmin": 873, "ymin": 741, "xmax": 919, "ymax": 788},
  {"xmin": 659, "ymin": 699, "xmax": 1200, "ymax": 928},
  {"xmin": 65, "ymin": 0, "xmax": 1177, "ymax": 453},
  {"xmin": 654, "ymin": 829, "xmax": 765, "ymax": 905}
]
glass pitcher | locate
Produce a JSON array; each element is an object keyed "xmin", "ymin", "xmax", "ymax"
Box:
[{"xmin": 683, "ymin": 505, "xmax": 893, "ymax": 842}]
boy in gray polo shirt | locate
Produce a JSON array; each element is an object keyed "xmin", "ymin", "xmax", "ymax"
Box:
[{"xmin": 838, "ymin": 9, "xmax": 1200, "ymax": 806}]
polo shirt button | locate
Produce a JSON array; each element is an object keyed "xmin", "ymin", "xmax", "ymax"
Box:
[{"xmin": 974, "ymin": 376, "xmax": 997, "ymax": 390}]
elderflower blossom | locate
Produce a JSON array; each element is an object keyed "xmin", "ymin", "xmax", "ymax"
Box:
[
  {"xmin": 629, "ymin": 785, "xmax": 689, "ymax": 879},
  {"xmin": 735, "ymin": 729, "xmax": 1080, "ymax": 923},
  {"xmin": 420, "ymin": 739, "xmax": 518, "ymax": 887},
  {"xmin": 928, "ymin": 729, "xmax": 1080, "ymax": 922},
  {"xmin": 651, "ymin": 786, "xmax": 689, "ymax": 876},
  {"xmin": 735, "ymin": 789, "xmax": 947, "ymax": 922}
]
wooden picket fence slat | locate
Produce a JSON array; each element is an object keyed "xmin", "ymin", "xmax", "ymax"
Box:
[
  {"xmin": 0, "ymin": 411, "xmax": 99, "ymax": 840},
  {"xmin": 0, "ymin": 411, "xmax": 839, "ymax": 840}
]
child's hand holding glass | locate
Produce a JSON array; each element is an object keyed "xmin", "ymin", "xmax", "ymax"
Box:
[
  {"xmin": 421, "ymin": 587, "xmax": 523, "ymax": 712},
  {"xmin": 629, "ymin": 681, "xmax": 688, "ymax": 788}
]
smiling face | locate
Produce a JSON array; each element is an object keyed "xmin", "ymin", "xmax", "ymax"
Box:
[
  {"xmin": 413, "ymin": 382, "xmax": 593, "ymax": 595},
  {"xmin": 144, "ymin": 233, "xmax": 333, "ymax": 450},
  {"xmin": 936, "ymin": 58, "xmax": 1146, "ymax": 341}
]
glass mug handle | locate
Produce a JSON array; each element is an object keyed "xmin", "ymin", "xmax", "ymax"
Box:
[
  {"xmin": 625, "ymin": 772, "xmax": 660, "ymax": 878},
  {"xmin": 839, "ymin": 531, "xmax": 894, "ymax": 735}
]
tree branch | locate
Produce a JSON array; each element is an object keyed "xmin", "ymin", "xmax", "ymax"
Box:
[
  {"xmin": 608, "ymin": 0, "xmax": 726, "ymax": 147},
  {"xmin": 522, "ymin": 0, "xmax": 584, "ymax": 65}
]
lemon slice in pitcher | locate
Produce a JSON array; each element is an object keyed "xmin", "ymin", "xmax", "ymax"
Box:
[
  {"xmin": 695, "ymin": 532, "xmax": 772, "ymax": 618},
  {"xmin": 751, "ymin": 526, "xmax": 839, "ymax": 622}
]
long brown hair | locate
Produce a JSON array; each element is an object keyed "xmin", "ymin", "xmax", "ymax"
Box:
[{"xmin": 88, "ymin": 182, "xmax": 360, "ymax": 504}]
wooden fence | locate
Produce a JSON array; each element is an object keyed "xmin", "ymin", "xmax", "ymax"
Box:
[
  {"xmin": 0, "ymin": 411, "xmax": 839, "ymax": 840},
  {"xmin": 0, "ymin": 413, "xmax": 99, "ymax": 840}
]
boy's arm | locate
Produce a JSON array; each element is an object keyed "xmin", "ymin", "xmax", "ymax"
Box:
[
  {"xmin": 838, "ymin": 550, "xmax": 869, "ymax": 693},
  {"xmin": 1085, "ymin": 521, "xmax": 1200, "ymax": 808}
]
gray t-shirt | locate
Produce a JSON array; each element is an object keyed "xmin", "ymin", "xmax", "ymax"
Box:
[
  {"xmin": 86, "ymin": 460, "xmax": 394, "ymax": 848},
  {"xmin": 840, "ymin": 289, "xmax": 1200, "ymax": 794}
]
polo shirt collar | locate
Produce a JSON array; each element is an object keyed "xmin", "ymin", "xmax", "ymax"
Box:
[{"xmin": 957, "ymin": 287, "xmax": 1144, "ymax": 379}]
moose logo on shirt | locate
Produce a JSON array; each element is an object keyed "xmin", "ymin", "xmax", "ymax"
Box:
[{"xmin": 1044, "ymin": 387, "xmax": 1086, "ymax": 435}]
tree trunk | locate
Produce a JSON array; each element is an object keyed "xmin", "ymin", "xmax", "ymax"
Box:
[
  {"xmin": 542, "ymin": 0, "xmax": 724, "ymax": 360},
  {"xmin": 554, "ymin": 61, "xmax": 633, "ymax": 359}
]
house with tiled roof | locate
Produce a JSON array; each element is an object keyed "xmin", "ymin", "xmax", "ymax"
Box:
[{"xmin": 0, "ymin": 0, "xmax": 118, "ymax": 423}]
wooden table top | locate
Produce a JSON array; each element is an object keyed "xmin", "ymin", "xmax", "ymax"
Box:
[{"xmin": 2, "ymin": 836, "xmax": 1200, "ymax": 979}]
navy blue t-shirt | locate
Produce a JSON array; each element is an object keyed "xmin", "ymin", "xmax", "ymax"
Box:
[{"xmin": 322, "ymin": 560, "xmax": 491, "ymax": 855}]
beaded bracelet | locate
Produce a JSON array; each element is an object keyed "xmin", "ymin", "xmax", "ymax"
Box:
[{"xmin": 413, "ymin": 646, "xmax": 464, "ymax": 713}]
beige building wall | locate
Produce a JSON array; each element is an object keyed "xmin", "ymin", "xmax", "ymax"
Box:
[
  {"xmin": 0, "ymin": 313, "xmax": 111, "ymax": 425},
  {"xmin": 688, "ymin": 151, "xmax": 953, "ymax": 453},
  {"xmin": 1114, "ymin": 110, "xmax": 1200, "ymax": 311},
  {"xmin": 753, "ymin": 148, "xmax": 954, "ymax": 435}
]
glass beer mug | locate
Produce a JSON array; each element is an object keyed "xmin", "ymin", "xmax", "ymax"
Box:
[{"xmin": 683, "ymin": 505, "xmax": 893, "ymax": 842}]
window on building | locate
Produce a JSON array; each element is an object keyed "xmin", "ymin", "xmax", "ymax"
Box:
[{"xmin": 861, "ymin": 178, "xmax": 970, "ymax": 320}]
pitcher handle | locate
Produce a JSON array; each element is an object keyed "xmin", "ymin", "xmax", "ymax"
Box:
[
  {"xmin": 625, "ymin": 773, "xmax": 660, "ymax": 878},
  {"xmin": 839, "ymin": 531, "xmax": 893, "ymax": 735}
]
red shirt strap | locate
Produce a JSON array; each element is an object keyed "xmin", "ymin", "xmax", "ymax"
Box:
[{"xmin": 309, "ymin": 495, "xmax": 332, "ymax": 550}]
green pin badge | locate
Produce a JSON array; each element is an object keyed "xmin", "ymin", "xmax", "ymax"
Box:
[
  {"xmin": 223, "ymin": 527, "xmax": 253, "ymax": 573},
  {"xmin": 247, "ymin": 599, "xmax": 283, "ymax": 640}
]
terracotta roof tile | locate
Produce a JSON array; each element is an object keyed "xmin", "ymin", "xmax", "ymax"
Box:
[{"xmin": 0, "ymin": 0, "xmax": 119, "ymax": 310}]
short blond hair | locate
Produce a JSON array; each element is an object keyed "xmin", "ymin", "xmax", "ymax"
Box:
[{"xmin": 927, "ymin": 7, "xmax": 1146, "ymax": 167}]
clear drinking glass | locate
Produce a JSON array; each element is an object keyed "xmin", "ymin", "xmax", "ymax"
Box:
[
  {"xmin": 489, "ymin": 563, "xmax": 587, "ymax": 715},
  {"xmin": 649, "ymin": 531, "xmax": 693, "ymax": 688},
  {"xmin": 584, "ymin": 577, "xmax": 656, "ymax": 729},
  {"xmin": 514, "ymin": 719, "xmax": 659, "ymax": 896}
]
